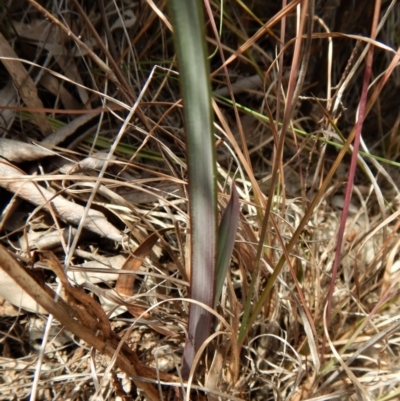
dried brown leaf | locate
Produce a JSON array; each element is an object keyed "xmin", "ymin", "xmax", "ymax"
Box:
[
  {"xmin": 205, "ymin": 350, "xmax": 223, "ymax": 401},
  {"xmin": 54, "ymin": 55, "xmax": 90, "ymax": 105},
  {"xmin": 0, "ymin": 32, "xmax": 52, "ymax": 136},
  {"xmin": 0, "ymin": 162, "xmax": 122, "ymax": 242},
  {"xmin": 39, "ymin": 72, "xmax": 81, "ymax": 110},
  {"xmin": 69, "ymin": 254, "xmax": 126, "ymax": 284},
  {"xmin": 0, "ymin": 79, "xmax": 18, "ymax": 129},
  {"xmin": 12, "ymin": 19, "xmax": 63, "ymax": 52},
  {"xmin": 0, "ymin": 243, "xmax": 167, "ymax": 401},
  {"xmin": 0, "ymin": 138, "xmax": 53, "ymax": 162},
  {"xmin": 42, "ymin": 112, "xmax": 99, "ymax": 146},
  {"xmin": 0, "ymin": 269, "xmax": 47, "ymax": 314}
]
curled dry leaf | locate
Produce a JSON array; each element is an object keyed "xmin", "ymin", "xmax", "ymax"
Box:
[
  {"xmin": 115, "ymin": 228, "xmax": 170, "ymax": 296},
  {"xmin": 0, "ymin": 162, "xmax": 122, "ymax": 242}
]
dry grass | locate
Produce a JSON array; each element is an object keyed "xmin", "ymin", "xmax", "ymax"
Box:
[{"xmin": 0, "ymin": 0, "xmax": 400, "ymax": 400}]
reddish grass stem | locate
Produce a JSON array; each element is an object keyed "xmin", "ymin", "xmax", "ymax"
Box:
[{"xmin": 323, "ymin": 0, "xmax": 382, "ymax": 355}]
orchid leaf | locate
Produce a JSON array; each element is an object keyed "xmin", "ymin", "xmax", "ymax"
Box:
[
  {"xmin": 215, "ymin": 183, "xmax": 239, "ymax": 307},
  {"xmin": 168, "ymin": 0, "xmax": 218, "ymax": 379}
]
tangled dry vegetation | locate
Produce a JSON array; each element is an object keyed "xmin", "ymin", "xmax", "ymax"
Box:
[{"xmin": 0, "ymin": 0, "xmax": 400, "ymax": 400}]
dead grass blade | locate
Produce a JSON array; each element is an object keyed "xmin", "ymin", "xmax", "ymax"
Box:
[
  {"xmin": 239, "ymin": 0, "xmax": 312, "ymax": 343},
  {"xmin": 2, "ymin": 1, "xmax": 400, "ymax": 399},
  {"xmin": 210, "ymin": 0, "xmax": 302, "ymax": 77},
  {"xmin": 324, "ymin": 310, "xmax": 372, "ymax": 401},
  {"xmin": 213, "ymin": 101, "xmax": 266, "ymax": 210}
]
